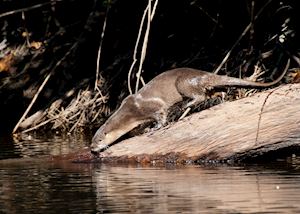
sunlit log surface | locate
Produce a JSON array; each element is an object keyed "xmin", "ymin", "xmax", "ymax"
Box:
[{"xmin": 59, "ymin": 84, "xmax": 300, "ymax": 164}]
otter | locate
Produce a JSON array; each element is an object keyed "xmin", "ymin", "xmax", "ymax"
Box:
[{"xmin": 91, "ymin": 60, "xmax": 290, "ymax": 153}]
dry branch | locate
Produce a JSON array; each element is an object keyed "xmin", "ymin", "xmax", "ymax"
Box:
[
  {"xmin": 127, "ymin": 0, "xmax": 159, "ymax": 94},
  {"xmin": 12, "ymin": 71, "xmax": 52, "ymax": 133},
  {"xmin": 17, "ymin": 87, "xmax": 109, "ymax": 134}
]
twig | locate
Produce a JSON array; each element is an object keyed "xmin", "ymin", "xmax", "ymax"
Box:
[
  {"xmin": 69, "ymin": 111, "xmax": 85, "ymax": 133},
  {"xmin": 21, "ymin": 117, "xmax": 58, "ymax": 134},
  {"xmin": 135, "ymin": 0, "xmax": 159, "ymax": 93},
  {"xmin": 127, "ymin": 3, "xmax": 150, "ymax": 94},
  {"xmin": 12, "ymin": 40, "xmax": 79, "ymax": 133},
  {"xmin": 92, "ymin": 106, "xmax": 104, "ymax": 122},
  {"xmin": 254, "ymin": 88, "xmax": 277, "ymax": 144},
  {"xmin": 214, "ymin": 0, "xmax": 273, "ymax": 74},
  {"xmin": 128, "ymin": 0, "xmax": 159, "ymax": 94},
  {"xmin": 140, "ymin": 76, "xmax": 146, "ymax": 86},
  {"xmin": 214, "ymin": 23, "xmax": 252, "ymax": 74},
  {"xmin": 249, "ymin": 1, "xmax": 255, "ymax": 46},
  {"xmin": 134, "ymin": 0, "xmax": 152, "ymax": 93},
  {"xmin": 150, "ymin": 0, "xmax": 159, "ymax": 20},
  {"xmin": 95, "ymin": 0, "xmax": 110, "ymax": 95},
  {"xmin": 13, "ymin": 71, "xmax": 53, "ymax": 133},
  {"xmin": 179, "ymin": 107, "xmax": 191, "ymax": 120},
  {"xmin": 255, "ymin": 58, "xmax": 290, "ymax": 144},
  {"xmin": 0, "ymin": 0, "xmax": 63, "ymax": 19},
  {"xmin": 292, "ymin": 54, "xmax": 300, "ymax": 66},
  {"xmin": 196, "ymin": 5, "xmax": 220, "ymax": 26}
]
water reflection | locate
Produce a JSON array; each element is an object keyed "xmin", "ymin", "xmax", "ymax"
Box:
[
  {"xmin": 0, "ymin": 133, "xmax": 89, "ymax": 159},
  {"xmin": 1, "ymin": 135, "xmax": 300, "ymax": 213},
  {"xmin": 0, "ymin": 160, "xmax": 96, "ymax": 214},
  {"xmin": 1, "ymin": 160, "xmax": 300, "ymax": 213},
  {"xmin": 93, "ymin": 165, "xmax": 300, "ymax": 213}
]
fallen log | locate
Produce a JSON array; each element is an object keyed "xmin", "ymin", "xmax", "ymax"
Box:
[{"xmin": 59, "ymin": 83, "xmax": 300, "ymax": 164}]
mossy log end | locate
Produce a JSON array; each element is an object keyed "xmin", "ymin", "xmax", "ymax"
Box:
[{"xmin": 62, "ymin": 84, "xmax": 300, "ymax": 164}]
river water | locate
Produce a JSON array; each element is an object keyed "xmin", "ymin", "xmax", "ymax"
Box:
[{"xmin": 1, "ymin": 134, "xmax": 300, "ymax": 213}]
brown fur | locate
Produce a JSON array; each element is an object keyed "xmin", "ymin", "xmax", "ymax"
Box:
[{"xmin": 91, "ymin": 61, "xmax": 290, "ymax": 153}]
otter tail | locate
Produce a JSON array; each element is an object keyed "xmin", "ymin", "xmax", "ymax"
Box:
[{"xmin": 216, "ymin": 58, "xmax": 290, "ymax": 88}]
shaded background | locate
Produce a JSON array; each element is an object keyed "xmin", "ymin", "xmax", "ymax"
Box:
[{"xmin": 0, "ymin": 0, "xmax": 298, "ymax": 134}]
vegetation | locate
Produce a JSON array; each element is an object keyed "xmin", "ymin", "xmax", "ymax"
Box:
[{"xmin": 0, "ymin": 0, "xmax": 299, "ymax": 135}]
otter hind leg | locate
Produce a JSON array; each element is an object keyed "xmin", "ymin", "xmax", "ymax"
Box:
[{"xmin": 176, "ymin": 75, "xmax": 208, "ymax": 108}]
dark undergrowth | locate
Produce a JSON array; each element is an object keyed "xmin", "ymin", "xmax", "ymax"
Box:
[{"xmin": 0, "ymin": 0, "xmax": 299, "ymax": 135}]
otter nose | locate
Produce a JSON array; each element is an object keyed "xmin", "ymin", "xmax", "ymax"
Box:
[
  {"xmin": 90, "ymin": 142, "xmax": 109, "ymax": 153},
  {"xmin": 90, "ymin": 143, "xmax": 100, "ymax": 153}
]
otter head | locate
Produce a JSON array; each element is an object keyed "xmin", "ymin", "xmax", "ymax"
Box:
[{"xmin": 90, "ymin": 95, "xmax": 148, "ymax": 153}]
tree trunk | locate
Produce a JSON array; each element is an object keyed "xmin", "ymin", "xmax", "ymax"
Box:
[{"xmin": 61, "ymin": 84, "xmax": 300, "ymax": 164}]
